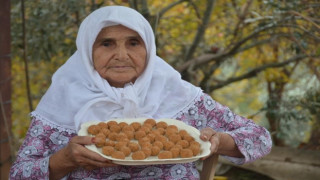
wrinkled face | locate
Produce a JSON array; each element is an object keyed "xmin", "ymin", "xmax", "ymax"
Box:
[{"xmin": 92, "ymin": 25, "xmax": 147, "ymax": 87}]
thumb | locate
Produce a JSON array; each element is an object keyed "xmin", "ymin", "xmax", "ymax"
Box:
[
  {"xmin": 200, "ymin": 127, "xmax": 215, "ymax": 141},
  {"xmin": 70, "ymin": 136, "xmax": 95, "ymax": 145}
]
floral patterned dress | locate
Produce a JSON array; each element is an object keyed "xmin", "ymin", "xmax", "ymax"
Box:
[{"xmin": 9, "ymin": 93, "xmax": 272, "ymax": 180}]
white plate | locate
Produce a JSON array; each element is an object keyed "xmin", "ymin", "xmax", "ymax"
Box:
[{"xmin": 78, "ymin": 118, "xmax": 211, "ymax": 165}]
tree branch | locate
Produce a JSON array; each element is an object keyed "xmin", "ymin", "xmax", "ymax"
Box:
[
  {"xmin": 184, "ymin": 0, "xmax": 216, "ymax": 61},
  {"xmin": 210, "ymin": 54, "xmax": 318, "ymax": 90},
  {"xmin": 140, "ymin": 0, "xmax": 150, "ymax": 20},
  {"xmin": 21, "ymin": 0, "xmax": 33, "ymax": 112},
  {"xmin": 177, "ymin": 22, "xmax": 276, "ymax": 72},
  {"xmin": 158, "ymin": 0, "xmax": 188, "ymax": 18},
  {"xmin": 289, "ymin": 10, "xmax": 320, "ymax": 30},
  {"xmin": 177, "ymin": 20, "xmax": 319, "ymax": 73},
  {"xmin": 232, "ymin": 0, "xmax": 253, "ymax": 37}
]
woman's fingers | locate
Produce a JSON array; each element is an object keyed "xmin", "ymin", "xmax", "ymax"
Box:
[
  {"xmin": 75, "ymin": 154, "xmax": 114, "ymax": 167},
  {"xmin": 64, "ymin": 136, "xmax": 116, "ymax": 169},
  {"xmin": 209, "ymin": 133, "xmax": 220, "ymax": 153},
  {"xmin": 81, "ymin": 146, "xmax": 111, "ymax": 163},
  {"xmin": 69, "ymin": 136, "xmax": 94, "ymax": 145},
  {"xmin": 199, "ymin": 128, "xmax": 222, "ymax": 160},
  {"xmin": 200, "ymin": 127, "xmax": 215, "ymax": 141}
]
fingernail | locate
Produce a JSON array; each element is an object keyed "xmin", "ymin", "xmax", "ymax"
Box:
[
  {"xmin": 203, "ymin": 135, "xmax": 208, "ymax": 139},
  {"xmin": 91, "ymin": 137, "xmax": 96, "ymax": 143}
]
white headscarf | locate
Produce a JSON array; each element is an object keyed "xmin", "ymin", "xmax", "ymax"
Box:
[{"xmin": 32, "ymin": 6, "xmax": 202, "ymax": 132}]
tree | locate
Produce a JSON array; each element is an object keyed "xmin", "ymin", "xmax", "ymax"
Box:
[
  {"xmin": 9, "ymin": 0, "xmax": 320, "ymax": 177},
  {"xmin": 126, "ymin": 0, "xmax": 320, "ymax": 147},
  {"xmin": 0, "ymin": 0, "xmax": 12, "ymax": 179}
]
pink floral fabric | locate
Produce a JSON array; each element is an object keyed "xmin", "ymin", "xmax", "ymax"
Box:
[{"xmin": 9, "ymin": 93, "xmax": 272, "ymax": 179}]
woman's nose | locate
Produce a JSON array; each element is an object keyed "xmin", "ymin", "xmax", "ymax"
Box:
[{"xmin": 115, "ymin": 45, "xmax": 129, "ymax": 60}]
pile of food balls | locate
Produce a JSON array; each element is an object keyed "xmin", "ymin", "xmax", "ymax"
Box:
[{"xmin": 87, "ymin": 119, "xmax": 202, "ymax": 160}]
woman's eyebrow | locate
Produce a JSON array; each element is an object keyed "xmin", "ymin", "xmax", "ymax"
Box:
[
  {"xmin": 99, "ymin": 36, "xmax": 141, "ymax": 41},
  {"xmin": 127, "ymin": 35, "xmax": 141, "ymax": 39},
  {"xmin": 100, "ymin": 37, "xmax": 114, "ymax": 41}
]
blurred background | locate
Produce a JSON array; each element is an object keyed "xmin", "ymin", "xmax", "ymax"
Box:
[{"xmin": 1, "ymin": 0, "xmax": 319, "ymax": 179}]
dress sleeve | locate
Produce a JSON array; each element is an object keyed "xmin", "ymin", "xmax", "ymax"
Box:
[
  {"xmin": 9, "ymin": 117, "xmax": 76, "ymax": 180},
  {"xmin": 203, "ymin": 93, "xmax": 272, "ymax": 164},
  {"xmin": 179, "ymin": 93, "xmax": 272, "ymax": 165}
]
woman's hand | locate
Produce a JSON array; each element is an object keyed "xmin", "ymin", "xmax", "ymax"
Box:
[
  {"xmin": 64, "ymin": 136, "xmax": 115, "ymax": 169},
  {"xmin": 200, "ymin": 127, "xmax": 244, "ymax": 160},
  {"xmin": 200, "ymin": 127, "xmax": 221, "ymax": 160},
  {"xmin": 49, "ymin": 136, "xmax": 115, "ymax": 180}
]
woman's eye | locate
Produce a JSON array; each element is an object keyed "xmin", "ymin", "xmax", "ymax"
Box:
[
  {"xmin": 130, "ymin": 40, "xmax": 140, "ymax": 46},
  {"xmin": 102, "ymin": 41, "xmax": 113, "ymax": 47}
]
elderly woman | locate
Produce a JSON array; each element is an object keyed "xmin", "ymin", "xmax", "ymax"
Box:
[{"xmin": 10, "ymin": 6, "xmax": 272, "ymax": 180}]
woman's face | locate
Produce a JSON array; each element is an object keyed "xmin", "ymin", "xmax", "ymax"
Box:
[{"xmin": 92, "ymin": 25, "xmax": 147, "ymax": 87}]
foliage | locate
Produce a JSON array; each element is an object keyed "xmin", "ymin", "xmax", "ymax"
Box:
[
  {"xmin": 10, "ymin": 0, "xmax": 320, "ymax": 149},
  {"xmin": 276, "ymin": 86, "xmax": 320, "ymax": 147}
]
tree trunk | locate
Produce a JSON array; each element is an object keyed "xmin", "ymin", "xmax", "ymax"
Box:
[
  {"xmin": 219, "ymin": 146, "xmax": 320, "ymax": 180},
  {"xmin": 0, "ymin": 0, "xmax": 12, "ymax": 179}
]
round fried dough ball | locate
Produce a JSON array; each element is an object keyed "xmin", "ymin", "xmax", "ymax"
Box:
[
  {"xmin": 120, "ymin": 146, "xmax": 131, "ymax": 157},
  {"xmin": 116, "ymin": 133, "xmax": 128, "ymax": 141},
  {"xmin": 153, "ymin": 141, "xmax": 164, "ymax": 150},
  {"xmin": 146, "ymin": 133, "xmax": 156, "ymax": 143},
  {"xmin": 138, "ymin": 137, "xmax": 150, "ymax": 145},
  {"xmin": 172, "ymin": 144, "xmax": 183, "ymax": 150},
  {"xmin": 178, "ymin": 130, "xmax": 188, "ymax": 137},
  {"xmin": 132, "ymin": 151, "xmax": 146, "ymax": 160},
  {"xmin": 106, "ymin": 120, "xmax": 118, "ymax": 127},
  {"xmin": 156, "ymin": 121, "xmax": 168, "ymax": 129},
  {"xmin": 141, "ymin": 123, "xmax": 153, "ymax": 130},
  {"xmin": 139, "ymin": 126, "xmax": 151, "ymax": 134},
  {"xmin": 97, "ymin": 122, "xmax": 108, "ymax": 129},
  {"xmin": 168, "ymin": 134, "xmax": 182, "ymax": 143},
  {"xmin": 109, "ymin": 125, "xmax": 121, "ymax": 133},
  {"xmin": 130, "ymin": 122, "xmax": 141, "ymax": 131},
  {"xmin": 115, "ymin": 141, "xmax": 128, "ymax": 150},
  {"xmin": 165, "ymin": 129, "xmax": 178, "ymax": 137},
  {"xmin": 151, "ymin": 146, "xmax": 160, "ymax": 156},
  {"xmin": 128, "ymin": 142, "xmax": 140, "ymax": 152},
  {"xmin": 102, "ymin": 146, "xmax": 115, "ymax": 156},
  {"xmin": 155, "ymin": 135, "xmax": 167, "ymax": 144},
  {"xmin": 141, "ymin": 147, "xmax": 151, "ymax": 157},
  {"xmin": 135, "ymin": 130, "xmax": 146, "ymax": 140},
  {"xmin": 123, "ymin": 130, "xmax": 134, "ymax": 140},
  {"xmin": 158, "ymin": 128, "xmax": 165, "ymax": 135},
  {"xmin": 101, "ymin": 128, "xmax": 110, "ymax": 137},
  {"xmin": 144, "ymin": 119, "xmax": 156, "ymax": 127},
  {"xmin": 105, "ymin": 140, "xmax": 116, "ymax": 147},
  {"xmin": 163, "ymin": 141, "xmax": 174, "ymax": 151},
  {"xmin": 95, "ymin": 133, "xmax": 106, "ymax": 140},
  {"xmin": 189, "ymin": 145, "xmax": 201, "ymax": 156},
  {"xmin": 190, "ymin": 141, "xmax": 201, "ymax": 147},
  {"xmin": 170, "ymin": 147, "xmax": 180, "ymax": 158},
  {"xmin": 87, "ymin": 125, "xmax": 100, "ymax": 135},
  {"xmin": 180, "ymin": 148, "xmax": 193, "ymax": 158},
  {"xmin": 111, "ymin": 151, "xmax": 125, "ymax": 159},
  {"xmin": 158, "ymin": 151, "xmax": 173, "ymax": 159},
  {"xmin": 108, "ymin": 132, "xmax": 118, "ymax": 141},
  {"xmin": 167, "ymin": 125, "xmax": 178, "ymax": 131},
  {"xmin": 176, "ymin": 140, "xmax": 189, "ymax": 148},
  {"xmin": 150, "ymin": 129, "xmax": 161, "ymax": 136},
  {"xmin": 183, "ymin": 135, "xmax": 195, "ymax": 142},
  {"xmin": 165, "ymin": 125, "xmax": 178, "ymax": 136},
  {"xmin": 94, "ymin": 137, "xmax": 105, "ymax": 148},
  {"xmin": 119, "ymin": 122, "xmax": 129, "ymax": 129},
  {"xmin": 140, "ymin": 142, "xmax": 152, "ymax": 149},
  {"xmin": 122, "ymin": 125, "xmax": 134, "ymax": 132}
]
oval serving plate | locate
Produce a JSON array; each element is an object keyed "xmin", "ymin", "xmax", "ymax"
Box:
[{"xmin": 78, "ymin": 118, "xmax": 211, "ymax": 165}]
